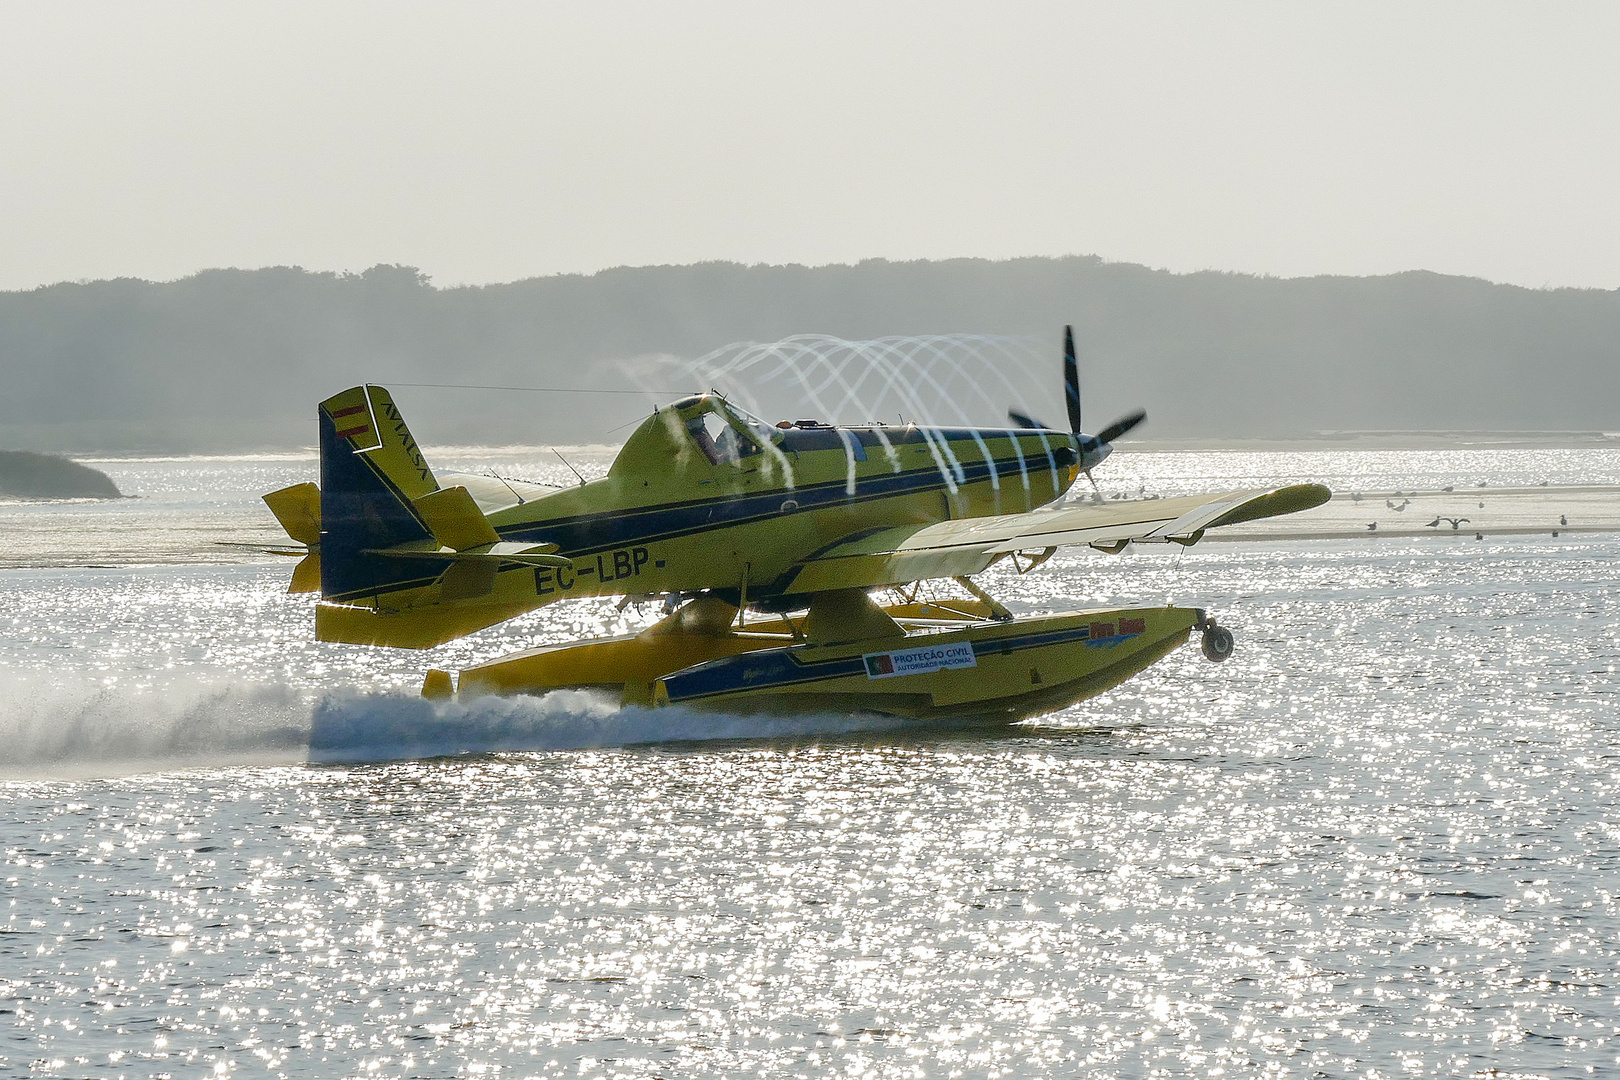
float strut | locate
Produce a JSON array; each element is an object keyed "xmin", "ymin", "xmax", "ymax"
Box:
[{"xmin": 952, "ymin": 576, "xmax": 1014, "ymax": 622}]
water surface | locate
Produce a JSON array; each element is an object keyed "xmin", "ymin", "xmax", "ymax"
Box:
[{"xmin": 4, "ymin": 451, "xmax": 1619, "ymax": 1077}]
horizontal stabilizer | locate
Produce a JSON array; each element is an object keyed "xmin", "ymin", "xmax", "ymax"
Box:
[
  {"xmin": 412, "ymin": 485, "xmax": 500, "ymax": 550},
  {"xmin": 289, "ymin": 554, "xmax": 321, "ymax": 593},
  {"xmin": 366, "ymin": 541, "xmax": 570, "ymax": 568},
  {"xmin": 263, "ymin": 482, "xmax": 321, "ymax": 546}
]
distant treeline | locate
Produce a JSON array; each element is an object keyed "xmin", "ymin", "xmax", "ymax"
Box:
[{"xmin": 1, "ymin": 257, "xmax": 1616, "ymax": 452}]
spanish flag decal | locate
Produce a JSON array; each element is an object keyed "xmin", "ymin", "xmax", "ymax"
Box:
[{"xmin": 330, "ymin": 404, "xmax": 372, "ymax": 441}]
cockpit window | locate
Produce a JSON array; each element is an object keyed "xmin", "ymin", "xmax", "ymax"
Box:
[
  {"xmin": 725, "ymin": 401, "xmax": 771, "ymax": 430},
  {"xmin": 720, "ymin": 422, "xmax": 762, "ymax": 461},
  {"xmin": 722, "ymin": 402, "xmax": 781, "ymax": 450},
  {"xmin": 686, "ymin": 409, "xmax": 762, "ymax": 465}
]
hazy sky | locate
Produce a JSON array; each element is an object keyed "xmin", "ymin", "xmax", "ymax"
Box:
[{"xmin": 3, "ymin": 2, "xmax": 1617, "ymax": 291}]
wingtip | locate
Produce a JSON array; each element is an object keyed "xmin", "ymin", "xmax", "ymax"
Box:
[{"xmin": 1204, "ymin": 483, "xmax": 1334, "ymax": 530}]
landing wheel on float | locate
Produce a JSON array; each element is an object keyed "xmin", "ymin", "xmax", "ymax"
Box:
[{"xmin": 1201, "ymin": 622, "xmax": 1235, "ymax": 662}]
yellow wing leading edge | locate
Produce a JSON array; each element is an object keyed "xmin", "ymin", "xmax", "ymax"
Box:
[{"xmin": 780, "ymin": 484, "xmax": 1333, "ymax": 594}]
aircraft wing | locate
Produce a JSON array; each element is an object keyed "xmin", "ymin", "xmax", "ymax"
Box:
[{"xmin": 781, "ymin": 483, "xmax": 1331, "ymax": 594}]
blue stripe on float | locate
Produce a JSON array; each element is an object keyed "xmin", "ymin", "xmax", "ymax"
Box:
[{"xmin": 661, "ymin": 620, "xmax": 1154, "ymax": 703}]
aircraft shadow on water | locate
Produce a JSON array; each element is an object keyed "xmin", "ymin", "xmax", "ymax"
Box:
[{"xmin": 262, "ymin": 327, "xmax": 1329, "ymax": 724}]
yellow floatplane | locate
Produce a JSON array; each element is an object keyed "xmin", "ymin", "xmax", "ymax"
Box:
[{"xmin": 263, "ymin": 328, "xmax": 1328, "ymax": 723}]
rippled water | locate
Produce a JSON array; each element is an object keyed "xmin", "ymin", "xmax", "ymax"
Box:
[{"xmin": 5, "ymin": 451, "xmax": 1620, "ymax": 1077}]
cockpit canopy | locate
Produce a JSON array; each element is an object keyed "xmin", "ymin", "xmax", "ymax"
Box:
[
  {"xmin": 669, "ymin": 394, "xmax": 780, "ymax": 466},
  {"xmin": 610, "ymin": 393, "xmax": 783, "ymax": 478}
]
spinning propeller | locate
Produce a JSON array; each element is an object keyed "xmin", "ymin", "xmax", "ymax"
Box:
[{"xmin": 1009, "ymin": 325, "xmax": 1146, "ymax": 492}]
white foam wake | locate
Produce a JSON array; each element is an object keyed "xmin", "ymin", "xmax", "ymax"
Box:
[
  {"xmin": 0, "ymin": 677, "xmax": 904, "ymax": 777},
  {"xmin": 0, "ymin": 680, "xmax": 311, "ymax": 777},
  {"xmin": 307, "ymin": 689, "xmax": 902, "ymax": 762}
]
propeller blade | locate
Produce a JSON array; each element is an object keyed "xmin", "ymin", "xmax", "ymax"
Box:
[
  {"xmin": 1094, "ymin": 408, "xmax": 1147, "ymax": 446},
  {"xmin": 1063, "ymin": 325, "xmax": 1083, "ymax": 435},
  {"xmin": 1007, "ymin": 409, "xmax": 1056, "ymax": 431}
]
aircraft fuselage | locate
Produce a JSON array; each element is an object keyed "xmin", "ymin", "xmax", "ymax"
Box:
[{"xmin": 316, "ymin": 394, "xmax": 1081, "ymax": 646}]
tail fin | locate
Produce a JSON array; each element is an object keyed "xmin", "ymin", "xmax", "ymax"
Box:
[
  {"xmin": 318, "ymin": 385, "xmax": 440, "ymax": 601},
  {"xmin": 302, "ymin": 385, "xmax": 565, "ymax": 648}
]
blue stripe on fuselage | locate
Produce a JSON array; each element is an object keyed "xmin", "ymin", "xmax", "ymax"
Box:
[
  {"xmin": 328, "ymin": 431, "xmax": 1074, "ymax": 603},
  {"xmin": 496, "ymin": 441, "xmax": 1068, "ymax": 556}
]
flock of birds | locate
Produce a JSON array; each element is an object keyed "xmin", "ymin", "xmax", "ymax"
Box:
[
  {"xmin": 1095, "ymin": 483, "xmax": 1572, "ymax": 541},
  {"xmin": 1348, "ymin": 485, "xmax": 1568, "ymax": 539}
]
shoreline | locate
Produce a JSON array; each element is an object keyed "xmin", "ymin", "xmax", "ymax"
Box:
[{"xmin": 1126, "ymin": 431, "xmax": 1620, "ymax": 453}]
